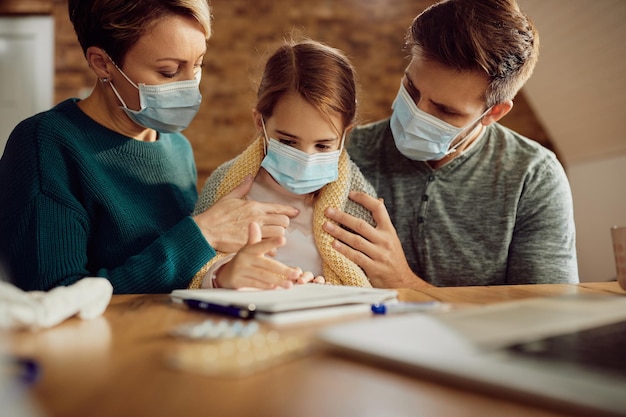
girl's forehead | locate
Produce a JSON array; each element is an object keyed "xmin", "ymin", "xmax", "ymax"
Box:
[{"xmin": 268, "ymin": 92, "xmax": 343, "ymax": 141}]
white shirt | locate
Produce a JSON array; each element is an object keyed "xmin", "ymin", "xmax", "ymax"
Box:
[{"xmin": 201, "ymin": 168, "xmax": 322, "ymax": 288}]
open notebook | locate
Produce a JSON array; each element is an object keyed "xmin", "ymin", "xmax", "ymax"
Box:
[
  {"xmin": 318, "ymin": 294, "xmax": 626, "ymax": 417},
  {"xmin": 171, "ymin": 284, "xmax": 397, "ymax": 325}
]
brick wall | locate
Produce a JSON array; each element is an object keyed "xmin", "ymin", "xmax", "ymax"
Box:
[{"xmin": 4, "ymin": 0, "xmax": 555, "ymax": 188}]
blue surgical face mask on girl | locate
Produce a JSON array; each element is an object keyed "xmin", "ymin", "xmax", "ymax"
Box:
[
  {"xmin": 106, "ymin": 54, "xmax": 202, "ymax": 133},
  {"xmin": 390, "ymin": 82, "xmax": 491, "ymax": 161},
  {"xmin": 259, "ymin": 118, "xmax": 344, "ymax": 195}
]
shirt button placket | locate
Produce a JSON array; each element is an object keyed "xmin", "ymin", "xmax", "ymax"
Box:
[{"xmin": 419, "ymin": 175, "xmax": 435, "ymax": 226}]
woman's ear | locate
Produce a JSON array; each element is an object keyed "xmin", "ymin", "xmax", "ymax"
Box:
[
  {"xmin": 482, "ymin": 100, "xmax": 513, "ymax": 126},
  {"xmin": 86, "ymin": 46, "xmax": 111, "ymax": 81}
]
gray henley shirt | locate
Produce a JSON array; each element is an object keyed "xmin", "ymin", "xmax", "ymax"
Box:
[{"xmin": 347, "ymin": 119, "xmax": 578, "ymax": 286}]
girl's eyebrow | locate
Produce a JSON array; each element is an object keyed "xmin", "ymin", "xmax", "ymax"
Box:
[
  {"xmin": 275, "ymin": 130, "xmax": 338, "ymax": 142},
  {"xmin": 275, "ymin": 129, "xmax": 298, "ymax": 139}
]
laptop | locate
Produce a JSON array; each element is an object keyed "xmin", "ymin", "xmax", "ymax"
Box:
[{"xmin": 318, "ymin": 294, "xmax": 626, "ymax": 417}]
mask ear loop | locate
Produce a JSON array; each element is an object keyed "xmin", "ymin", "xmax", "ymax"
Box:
[
  {"xmin": 260, "ymin": 117, "xmax": 270, "ymax": 155},
  {"xmin": 338, "ymin": 130, "xmax": 346, "ymax": 152},
  {"xmin": 103, "ymin": 51, "xmax": 139, "ymax": 110},
  {"xmin": 104, "ymin": 51, "xmax": 139, "ymax": 89},
  {"xmin": 445, "ymin": 106, "xmax": 493, "ymax": 156},
  {"xmin": 108, "ymin": 81, "xmax": 130, "ymax": 109}
]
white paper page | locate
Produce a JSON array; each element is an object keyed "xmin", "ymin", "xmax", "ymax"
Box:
[
  {"xmin": 256, "ymin": 303, "xmax": 373, "ymax": 326},
  {"xmin": 170, "ymin": 284, "xmax": 397, "ymax": 313}
]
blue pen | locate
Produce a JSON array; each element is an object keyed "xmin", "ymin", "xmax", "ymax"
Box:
[
  {"xmin": 371, "ymin": 301, "xmax": 448, "ymax": 315},
  {"xmin": 4, "ymin": 357, "xmax": 40, "ymax": 385},
  {"xmin": 184, "ymin": 299, "xmax": 256, "ymax": 319}
]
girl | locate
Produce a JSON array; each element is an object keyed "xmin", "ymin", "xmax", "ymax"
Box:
[{"xmin": 191, "ymin": 39, "xmax": 376, "ymax": 290}]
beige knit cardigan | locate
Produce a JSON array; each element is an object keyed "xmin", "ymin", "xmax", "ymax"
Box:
[{"xmin": 190, "ymin": 136, "xmax": 377, "ymax": 288}]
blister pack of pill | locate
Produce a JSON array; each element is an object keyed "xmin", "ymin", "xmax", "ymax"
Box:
[
  {"xmin": 167, "ymin": 320, "xmax": 313, "ymax": 377},
  {"xmin": 170, "ymin": 319, "xmax": 260, "ymax": 341}
]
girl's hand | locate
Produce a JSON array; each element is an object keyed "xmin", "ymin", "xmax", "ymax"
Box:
[
  {"xmin": 214, "ymin": 222, "xmax": 301, "ymax": 289},
  {"xmin": 291, "ymin": 270, "xmax": 325, "ymax": 285}
]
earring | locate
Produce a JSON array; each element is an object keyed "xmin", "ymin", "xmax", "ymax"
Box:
[{"xmin": 100, "ymin": 77, "xmax": 109, "ymax": 83}]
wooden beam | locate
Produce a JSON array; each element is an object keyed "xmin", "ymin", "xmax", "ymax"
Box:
[{"xmin": 0, "ymin": 0, "xmax": 53, "ymax": 15}]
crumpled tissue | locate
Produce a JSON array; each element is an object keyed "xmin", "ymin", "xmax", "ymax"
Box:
[{"xmin": 0, "ymin": 278, "xmax": 113, "ymax": 330}]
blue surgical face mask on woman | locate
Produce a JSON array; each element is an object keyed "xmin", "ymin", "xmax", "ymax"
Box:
[
  {"xmin": 106, "ymin": 54, "xmax": 202, "ymax": 133},
  {"xmin": 259, "ymin": 118, "xmax": 344, "ymax": 195},
  {"xmin": 390, "ymin": 82, "xmax": 491, "ymax": 161}
]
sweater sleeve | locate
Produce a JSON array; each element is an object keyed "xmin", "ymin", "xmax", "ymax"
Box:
[
  {"xmin": 95, "ymin": 216, "xmax": 215, "ymax": 293},
  {"xmin": 9, "ymin": 194, "xmax": 215, "ymax": 293}
]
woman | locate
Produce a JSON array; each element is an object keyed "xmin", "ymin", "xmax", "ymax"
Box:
[
  {"xmin": 0, "ymin": 0, "xmax": 300, "ymax": 293},
  {"xmin": 192, "ymin": 39, "xmax": 377, "ymax": 290}
]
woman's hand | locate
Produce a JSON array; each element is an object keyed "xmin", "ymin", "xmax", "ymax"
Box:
[{"xmin": 194, "ymin": 176, "xmax": 300, "ymax": 253}]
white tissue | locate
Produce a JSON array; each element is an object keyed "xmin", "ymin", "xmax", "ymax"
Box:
[{"xmin": 0, "ymin": 278, "xmax": 113, "ymax": 330}]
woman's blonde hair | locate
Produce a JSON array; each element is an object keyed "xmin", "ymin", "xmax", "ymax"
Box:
[{"xmin": 68, "ymin": 0, "xmax": 212, "ymax": 65}]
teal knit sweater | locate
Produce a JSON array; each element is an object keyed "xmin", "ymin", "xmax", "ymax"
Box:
[{"xmin": 0, "ymin": 99, "xmax": 216, "ymax": 293}]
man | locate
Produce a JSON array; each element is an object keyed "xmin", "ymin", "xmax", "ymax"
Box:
[{"xmin": 323, "ymin": 0, "xmax": 578, "ymax": 287}]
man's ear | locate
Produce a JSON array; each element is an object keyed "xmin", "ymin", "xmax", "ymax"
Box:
[
  {"xmin": 86, "ymin": 46, "xmax": 111, "ymax": 80},
  {"xmin": 482, "ymin": 100, "xmax": 513, "ymax": 126}
]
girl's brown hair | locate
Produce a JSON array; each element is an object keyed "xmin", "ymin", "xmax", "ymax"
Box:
[{"xmin": 255, "ymin": 39, "xmax": 358, "ymax": 137}]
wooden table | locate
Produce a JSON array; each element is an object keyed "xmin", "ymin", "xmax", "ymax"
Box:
[{"xmin": 3, "ymin": 281, "xmax": 624, "ymax": 417}]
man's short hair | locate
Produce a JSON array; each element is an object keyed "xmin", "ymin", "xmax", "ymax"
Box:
[{"xmin": 406, "ymin": 0, "xmax": 540, "ymax": 106}]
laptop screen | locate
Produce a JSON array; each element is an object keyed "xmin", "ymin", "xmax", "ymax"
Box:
[{"xmin": 508, "ymin": 319, "xmax": 626, "ymax": 378}]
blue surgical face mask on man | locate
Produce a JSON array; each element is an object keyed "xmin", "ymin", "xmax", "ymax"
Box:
[
  {"xmin": 259, "ymin": 118, "xmax": 344, "ymax": 195},
  {"xmin": 106, "ymin": 54, "xmax": 202, "ymax": 133},
  {"xmin": 390, "ymin": 82, "xmax": 491, "ymax": 161}
]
